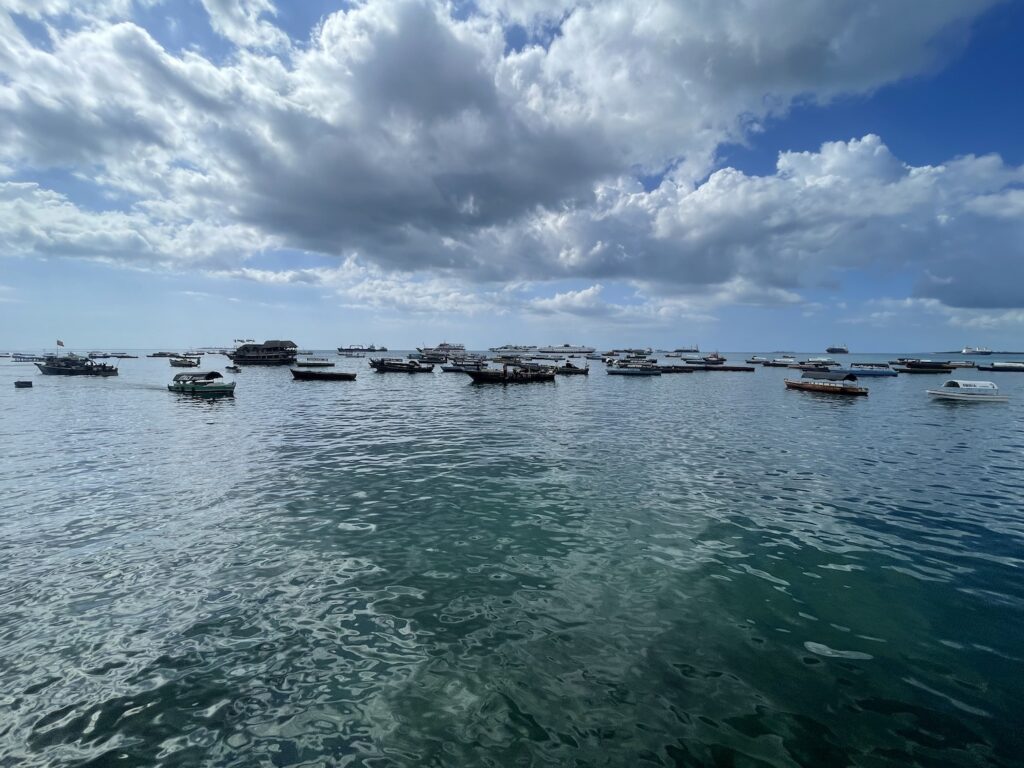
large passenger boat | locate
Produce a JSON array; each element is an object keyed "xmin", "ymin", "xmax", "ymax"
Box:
[
  {"xmin": 229, "ymin": 340, "xmax": 298, "ymax": 366},
  {"xmin": 538, "ymin": 343, "xmax": 596, "ymax": 355},
  {"xmin": 36, "ymin": 355, "xmax": 118, "ymax": 376}
]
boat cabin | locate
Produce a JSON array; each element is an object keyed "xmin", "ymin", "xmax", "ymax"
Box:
[
  {"xmin": 171, "ymin": 371, "xmax": 225, "ymax": 382},
  {"xmin": 940, "ymin": 380, "xmax": 998, "ymax": 391}
]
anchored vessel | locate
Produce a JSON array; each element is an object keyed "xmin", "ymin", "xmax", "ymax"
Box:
[
  {"xmin": 369, "ymin": 358, "xmax": 435, "ymax": 373},
  {"xmin": 927, "ymin": 380, "xmax": 1006, "ymax": 402},
  {"xmin": 538, "ymin": 343, "xmax": 596, "ymax": 355},
  {"xmin": 229, "ymin": 340, "xmax": 298, "ymax": 366},
  {"xmin": 784, "ymin": 378, "xmax": 868, "ymax": 396},
  {"xmin": 290, "ymin": 369, "xmax": 357, "ymax": 381},
  {"xmin": 168, "ymin": 371, "xmax": 235, "ymax": 397},
  {"xmin": 826, "ymin": 344, "xmax": 849, "ymax": 354},
  {"xmin": 294, "ymin": 357, "xmax": 335, "ymax": 368},
  {"xmin": 36, "ymin": 355, "xmax": 118, "ymax": 376},
  {"xmin": 466, "ymin": 367, "xmax": 555, "ymax": 384}
]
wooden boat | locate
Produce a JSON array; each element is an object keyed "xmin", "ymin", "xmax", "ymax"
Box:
[
  {"xmin": 369, "ymin": 358, "xmax": 434, "ymax": 373},
  {"xmin": 290, "ymin": 368, "xmax": 357, "ymax": 381},
  {"xmin": 831, "ymin": 367, "xmax": 897, "ymax": 378},
  {"xmin": 785, "ymin": 378, "xmax": 867, "ymax": 396},
  {"xmin": 170, "ymin": 357, "xmax": 200, "ymax": 367},
  {"xmin": 168, "ymin": 371, "xmax": 235, "ymax": 396},
  {"xmin": 466, "ymin": 367, "xmax": 555, "ymax": 384},
  {"xmin": 36, "ymin": 356, "xmax": 118, "ymax": 376},
  {"xmin": 657, "ymin": 364, "xmax": 696, "ymax": 373},
  {"xmin": 607, "ymin": 364, "xmax": 661, "ymax": 376},
  {"xmin": 762, "ymin": 358, "xmax": 796, "ymax": 367},
  {"xmin": 702, "ymin": 352, "xmax": 727, "ymax": 365},
  {"xmin": 14, "ymin": 380, "xmax": 32, "ymax": 388},
  {"xmin": 893, "ymin": 366, "xmax": 953, "ymax": 374},
  {"xmin": 555, "ymin": 362, "xmax": 589, "ymax": 375},
  {"xmin": 801, "ymin": 370, "xmax": 859, "ymax": 381},
  {"xmin": 684, "ymin": 364, "xmax": 756, "ymax": 372},
  {"xmin": 294, "ymin": 357, "xmax": 335, "ymax": 368},
  {"xmin": 745, "ymin": 356, "xmax": 770, "ymax": 364},
  {"xmin": 927, "ymin": 379, "xmax": 1007, "ymax": 402}
]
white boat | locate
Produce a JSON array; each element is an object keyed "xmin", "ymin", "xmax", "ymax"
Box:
[
  {"xmin": 538, "ymin": 343, "xmax": 596, "ymax": 355},
  {"xmin": 977, "ymin": 361, "xmax": 1024, "ymax": 371},
  {"xmin": 961, "ymin": 346, "xmax": 992, "ymax": 355},
  {"xmin": 927, "ymin": 380, "xmax": 1007, "ymax": 402},
  {"xmin": 489, "ymin": 344, "xmax": 537, "ymax": 354}
]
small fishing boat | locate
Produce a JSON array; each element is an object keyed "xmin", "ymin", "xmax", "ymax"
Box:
[
  {"xmin": 762, "ymin": 357, "xmax": 796, "ymax": 367},
  {"xmin": 801, "ymin": 370, "xmax": 859, "ymax": 382},
  {"xmin": 294, "ymin": 357, "xmax": 335, "ymax": 368},
  {"xmin": 927, "ymin": 380, "xmax": 1007, "ymax": 402},
  {"xmin": 745, "ymin": 356, "xmax": 771, "ymax": 364},
  {"xmin": 290, "ymin": 368, "xmax": 357, "ymax": 381},
  {"xmin": 702, "ymin": 352, "xmax": 726, "ymax": 365},
  {"xmin": 225, "ymin": 365, "xmax": 241, "ymax": 373},
  {"xmin": 168, "ymin": 371, "xmax": 235, "ymax": 397},
  {"xmin": 170, "ymin": 357, "xmax": 200, "ymax": 367},
  {"xmin": 36, "ymin": 356, "xmax": 118, "ymax": 376},
  {"xmin": 607, "ymin": 363, "xmax": 661, "ymax": 376},
  {"xmin": 369, "ymin": 358, "xmax": 434, "ymax": 373},
  {"xmin": 466, "ymin": 367, "xmax": 555, "ymax": 384},
  {"xmin": 14, "ymin": 380, "xmax": 32, "ymax": 388},
  {"xmin": 555, "ymin": 361, "xmax": 589, "ymax": 375},
  {"xmin": 784, "ymin": 378, "xmax": 868, "ymax": 396}
]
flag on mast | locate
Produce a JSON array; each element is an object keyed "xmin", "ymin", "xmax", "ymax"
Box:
[{"xmin": 56, "ymin": 340, "xmax": 64, "ymax": 347}]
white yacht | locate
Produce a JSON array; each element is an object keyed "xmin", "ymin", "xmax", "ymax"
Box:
[{"xmin": 927, "ymin": 380, "xmax": 1007, "ymax": 402}]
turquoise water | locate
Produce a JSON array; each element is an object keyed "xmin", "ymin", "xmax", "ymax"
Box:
[{"xmin": 1, "ymin": 352, "xmax": 1022, "ymax": 766}]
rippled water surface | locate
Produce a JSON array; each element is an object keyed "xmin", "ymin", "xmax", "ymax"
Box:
[{"xmin": 2, "ymin": 353, "xmax": 1023, "ymax": 766}]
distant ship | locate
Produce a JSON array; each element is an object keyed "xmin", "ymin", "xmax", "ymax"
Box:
[
  {"xmin": 538, "ymin": 343, "xmax": 596, "ymax": 354},
  {"xmin": 961, "ymin": 346, "xmax": 992, "ymax": 355},
  {"xmin": 826, "ymin": 344, "xmax": 849, "ymax": 354},
  {"xmin": 229, "ymin": 339, "xmax": 298, "ymax": 366},
  {"xmin": 338, "ymin": 344, "xmax": 387, "ymax": 353}
]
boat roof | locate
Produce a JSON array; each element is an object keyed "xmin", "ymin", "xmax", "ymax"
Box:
[
  {"xmin": 172, "ymin": 371, "xmax": 224, "ymax": 381},
  {"xmin": 942, "ymin": 379, "xmax": 998, "ymax": 389}
]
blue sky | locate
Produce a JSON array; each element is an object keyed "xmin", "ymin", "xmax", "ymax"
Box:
[{"xmin": 1, "ymin": 0, "xmax": 1023, "ymax": 351}]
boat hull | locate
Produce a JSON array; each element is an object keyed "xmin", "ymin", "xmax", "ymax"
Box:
[
  {"xmin": 784, "ymin": 379, "xmax": 868, "ymax": 396},
  {"xmin": 290, "ymin": 369, "xmax": 356, "ymax": 381},
  {"xmin": 927, "ymin": 391, "xmax": 1007, "ymax": 402},
  {"xmin": 167, "ymin": 382, "xmax": 235, "ymax": 396},
  {"xmin": 607, "ymin": 368, "xmax": 661, "ymax": 376},
  {"xmin": 466, "ymin": 369, "xmax": 555, "ymax": 384},
  {"xmin": 35, "ymin": 363, "xmax": 118, "ymax": 376}
]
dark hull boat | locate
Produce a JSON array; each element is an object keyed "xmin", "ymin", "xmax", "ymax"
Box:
[
  {"xmin": 36, "ymin": 357, "xmax": 118, "ymax": 376},
  {"xmin": 14, "ymin": 380, "xmax": 32, "ymax": 388},
  {"xmin": 555, "ymin": 364, "xmax": 588, "ymax": 375},
  {"xmin": 466, "ymin": 368, "xmax": 555, "ymax": 384},
  {"xmin": 369, "ymin": 358, "xmax": 434, "ymax": 373},
  {"xmin": 893, "ymin": 366, "xmax": 953, "ymax": 374},
  {"xmin": 291, "ymin": 369, "xmax": 357, "ymax": 381},
  {"xmin": 785, "ymin": 378, "xmax": 868, "ymax": 396}
]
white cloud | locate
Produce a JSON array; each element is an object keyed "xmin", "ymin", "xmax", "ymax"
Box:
[{"xmin": 0, "ymin": 0, "xmax": 1018, "ymax": 319}]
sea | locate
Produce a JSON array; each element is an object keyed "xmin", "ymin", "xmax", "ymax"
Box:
[{"xmin": 1, "ymin": 351, "xmax": 1022, "ymax": 767}]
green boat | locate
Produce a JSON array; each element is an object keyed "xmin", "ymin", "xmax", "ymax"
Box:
[{"xmin": 168, "ymin": 371, "xmax": 236, "ymax": 397}]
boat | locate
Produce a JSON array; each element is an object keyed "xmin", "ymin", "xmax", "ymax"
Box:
[
  {"xmin": 170, "ymin": 357, "xmax": 200, "ymax": 367},
  {"xmin": 369, "ymin": 357, "xmax": 434, "ymax": 373},
  {"xmin": 702, "ymin": 352, "xmax": 726, "ymax": 365},
  {"xmin": 338, "ymin": 344, "xmax": 386, "ymax": 353},
  {"xmin": 466, "ymin": 367, "xmax": 555, "ymax": 384},
  {"xmin": 798, "ymin": 357, "xmax": 838, "ymax": 367},
  {"xmin": 489, "ymin": 344, "xmax": 537, "ymax": 355},
  {"xmin": 168, "ymin": 370, "xmax": 235, "ymax": 397},
  {"xmin": 555, "ymin": 361, "xmax": 589, "ymax": 375},
  {"xmin": 290, "ymin": 368, "xmax": 357, "ymax": 381},
  {"xmin": 607, "ymin": 362, "xmax": 661, "ymax": 376},
  {"xmin": 147, "ymin": 351, "xmax": 180, "ymax": 358},
  {"xmin": 294, "ymin": 357, "xmax": 335, "ymax": 368},
  {"xmin": 229, "ymin": 339, "xmax": 298, "ymax": 366},
  {"xmin": 538, "ymin": 343, "xmax": 596, "ymax": 355},
  {"xmin": 0, "ymin": 352, "xmax": 10, "ymax": 358},
  {"xmin": 850, "ymin": 362, "xmax": 891, "ymax": 369},
  {"xmin": 441, "ymin": 358, "xmax": 489, "ymax": 372},
  {"xmin": 927, "ymin": 379, "xmax": 1007, "ymax": 402},
  {"xmin": 225, "ymin": 365, "xmax": 241, "ymax": 373},
  {"xmin": 673, "ymin": 345, "xmax": 700, "ymax": 353},
  {"xmin": 830, "ymin": 367, "xmax": 897, "ymax": 378},
  {"xmin": 893, "ymin": 366, "xmax": 954, "ymax": 374},
  {"xmin": 784, "ymin": 378, "xmax": 868, "ymax": 396},
  {"xmin": 826, "ymin": 345, "xmax": 849, "ymax": 354},
  {"xmin": 977, "ymin": 362, "xmax": 1024, "ymax": 372},
  {"xmin": 801, "ymin": 370, "xmax": 860, "ymax": 382},
  {"xmin": 14, "ymin": 380, "xmax": 32, "ymax": 388},
  {"xmin": 35, "ymin": 356, "xmax": 118, "ymax": 376},
  {"xmin": 745, "ymin": 356, "xmax": 771, "ymax": 364},
  {"xmin": 13, "ymin": 354, "xmax": 47, "ymax": 362},
  {"xmin": 961, "ymin": 346, "xmax": 992, "ymax": 355},
  {"xmin": 762, "ymin": 357, "xmax": 796, "ymax": 367}
]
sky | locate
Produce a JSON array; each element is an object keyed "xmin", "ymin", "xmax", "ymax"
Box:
[{"xmin": 1, "ymin": 0, "xmax": 1023, "ymax": 351}]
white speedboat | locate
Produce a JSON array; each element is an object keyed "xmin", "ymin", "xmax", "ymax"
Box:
[{"xmin": 927, "ymin": 380, "xmax": 1007, "ymax": 402}]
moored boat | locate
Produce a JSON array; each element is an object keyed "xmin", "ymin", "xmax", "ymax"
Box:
[
  {"xmin": 784, "ymin": 378, "xmax": 868, "ymax": 396},
  {"xmin": 36, "ymin": 356, "xmax": 118, "ymax": 376},
  {"xmin": 170, "ymin": 357, "xmax": 200, "ymax": 367},
  {"xmin": 607, "ymin": 362, "xmax": 661, "ymax": 376},
  {"xmin": 229, "ymin": 340, "xmax": 298, "ymax": 366},
  {"xmin": 555, "ymin": 361, "xmax": 589, "ymax": 375},
  {"xmin": 168, "ymin": 370, "xmax": 235, "ymax": 396},
  {"xmin": 290, "ymin": 368, "xmax": 357, "ymax": 381},
  {"xmin": 294, "ymin": 357, "xmax": 335, "ymax": 368},
  {"xmin": 927, "ymin": 379, "xmax": 1006, "ymax": 402},
  {"xmin": 369, "ymin": 357, "xmax": 434, "ymax": 373},
  {"xmin": 976, "ymin": 361, "xmax": 1024, "ymax": 372},
  {"xmin": 466, "ymin": 367, "xmax": 555, "ymax": 384},
  {"xmin": 14, "ymin": 380, "xmax": 32, "ymax": 388},
  {"xmin": 826, "ymin": 345, "xmax": 849, "ymax": 354},
  {"xmin": 225, "ymin": 365, "xmax": 241, "ymax": 373}
]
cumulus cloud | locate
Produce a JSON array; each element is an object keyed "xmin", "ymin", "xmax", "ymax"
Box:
[{"xmin": 0, "ymin": 0, "xmax": 1018, "ymax": 318}]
